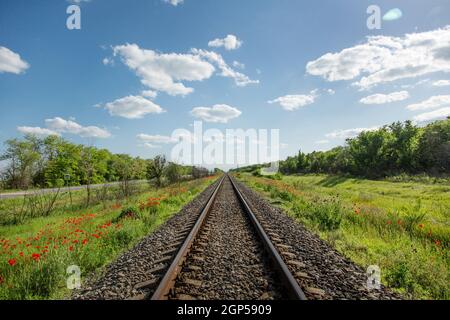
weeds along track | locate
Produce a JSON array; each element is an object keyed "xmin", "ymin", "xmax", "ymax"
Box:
[{"xmin": 74, "ymin": 174, "xmax": 399, "ymax": 300}]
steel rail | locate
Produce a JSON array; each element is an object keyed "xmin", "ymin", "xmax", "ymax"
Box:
[
  {"xmin": 151, "ymin": 174, "xmax": 226, "ymax": 300},
  {"xmin": 229, "ymin": 175, "xmax": 307, "ymax": 300}
]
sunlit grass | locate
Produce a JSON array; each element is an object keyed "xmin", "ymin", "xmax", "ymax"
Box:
[
  {"xmin": 0, "ymin": 176, "xmax": 217, "ymax": 299},
  {"xmin": 235, "ymin": 173, "xmax": 449, "ymax": 300}
]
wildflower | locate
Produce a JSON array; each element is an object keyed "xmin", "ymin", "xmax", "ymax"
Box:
[
  {"xmin": 19, "ymin": 252, "xmax": 24, "ymax": 257},
  {"xmin": 31, "ymin": 253, "xmax": 40, "ymax": 262},
  {"xmin": 397, "ymin": 219, "xmax": 402, "ymax": 225},
  {"xmin": 8, "ymin": 259, "xmax": 16, "ymax": 267},
  {"xmin": 435, "ymin": 240, "xmax": 441, "ymax": 247},
  {"xmin": 418, "ymin": 224, "xmax": 424, "ymax": 229},
  {"xmin": 82, "ymin": 239, "xmax": 88, "ymax": 245},
  {"xmin": 387, "ymin": 220, "xmax": 392, "ymax": 225},
  {"xmin": 69, "ymin": 246, "xmax": 74, "ymax": 251}
]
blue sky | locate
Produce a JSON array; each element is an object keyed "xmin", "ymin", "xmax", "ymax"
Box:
[{"xmin": 1, "ymin": 0, "xmax": 450, "ymax": 169}]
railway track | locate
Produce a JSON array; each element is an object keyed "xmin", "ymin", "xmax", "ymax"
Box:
[{"xmin": 146, "ymin": 174, "xmax": 306, "ymax": 300}]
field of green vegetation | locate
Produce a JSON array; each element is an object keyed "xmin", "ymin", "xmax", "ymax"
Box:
[
  {"xmin": 235, "ymin": 173, "xmax": 449, "ymax": 300},
  {"xmin": 0, "ymin": 176, "xmax": 217, "ymax": 299}
]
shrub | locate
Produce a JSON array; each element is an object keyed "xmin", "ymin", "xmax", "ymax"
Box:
[{"xmin": 114, "ymin": 206, "xmax": 140, "ymax": 222}]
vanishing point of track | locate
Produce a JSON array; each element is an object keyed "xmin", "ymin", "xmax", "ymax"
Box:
[{"xmin": 148, "ymin": 174, "xmax": 307, "ymax": 300}]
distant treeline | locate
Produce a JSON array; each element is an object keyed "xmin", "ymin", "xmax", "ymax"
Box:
[
  {"xmin": 0, "ymin": 135, "xmax": 215, "ymax": 190},
  {"xmin": 234, "ymin": 118, "xmax": 450, "ymax": 178}
]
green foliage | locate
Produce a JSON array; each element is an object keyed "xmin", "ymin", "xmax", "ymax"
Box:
[
  {"xmin": 115, "ymin": 206, "xmax": 140, "ymax": 221},
  {"xmin": 238, "ymin": 118, "xmax": 450, "ymax": 178}
]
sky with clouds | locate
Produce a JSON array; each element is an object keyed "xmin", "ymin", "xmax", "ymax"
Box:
[{"xmin": 1, "ymin": 0, "xmax": 450, "ymax": 169}]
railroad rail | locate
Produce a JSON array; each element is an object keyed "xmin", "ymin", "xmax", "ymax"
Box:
[{"xmin": 150, "ymin": 174, "xmax": 306, "ymax": 300}]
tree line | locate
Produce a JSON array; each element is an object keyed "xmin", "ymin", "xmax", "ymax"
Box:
[
  {"xmin": 0, "ymin": 135, "xmax": 212, "ymax": 190},
  {"xmin": 237, "ymin": 118, "xmax": 450, "ymax": 178}
]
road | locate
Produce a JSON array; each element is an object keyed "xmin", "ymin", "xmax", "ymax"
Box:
[{"xmin": 0, "ymin": 180, "xmax": 146, "ymax": 200}]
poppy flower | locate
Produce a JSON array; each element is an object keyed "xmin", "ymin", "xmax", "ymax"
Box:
[
  {"xmin": 32, "ymin": 253, "xmax": 40, "ymax": 262},
  {"xmin": 8, "ymin": 259, "xmax": 16, "ymax": 267}
]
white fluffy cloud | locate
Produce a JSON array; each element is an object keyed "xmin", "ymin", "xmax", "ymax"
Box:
[
  {"xmin": 45, "ymin": 117, "xmax": 111, "ymax": 138},
  {"xmin": 325, "ymin": 126, "xmax": 379, "ymax": 139},
  {"xmin": 413, "ymin": 107, "xmax": 450, "ymax": 122},
  {"xmin": 164, "ymin": 0, "xmax": 183, "ymax": 6},
  {"xmin": 306, "ymin": 26, "xmax": 450, "ymax": 90},
  {"xmin": 17, "ymin": 126, "xmax": 60, "ymax": 137},
  {"xmin": 113, "ymin": 44, "xmax": 215, "ymax": 96},
  {"xmin": 0, "ymin": 46, "xmax": 29, "ymax": 74},
  {"xmin": 190, "ymin": 104, "xmax": 242, "ymax": 123},
  {"xmin": 102, "ymin": 95, "xmax": 164, "ymax": 119},
  {"xmin": 433, "ymin": 79, "xmax": 450, "ymax": 87},
  {"xmin": 360, "ymin": 91, "xmax": 409, "ymax": 105},
  {"xmin": 268, "ymin": 91, "xmax": 317, "ymax": 111},
  {"xmin": 191, "ymin": 48, "xmax": 259, "ymax": 87},
  {"xmin": 208, "ymin": 35, "xmax": 243, "ymax": 50},
  {"xmin": 137, "ymin": 134, "xmax": 176, "ymax": 144},
  {"xmin": 406, "ymin": 95, "xmax": 450, "ymax": 111}
]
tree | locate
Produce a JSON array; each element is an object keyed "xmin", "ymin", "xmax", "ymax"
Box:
[
  {"xmin": 165, "ymin": 162, "xmax": 182, "ymax": 184},
  {"xmin": 147, "ymin": 155, "xmax": 167, "ymax": 187}
]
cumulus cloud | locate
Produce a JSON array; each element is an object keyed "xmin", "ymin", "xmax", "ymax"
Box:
[
  {"xmin": 406, "ymin": 95, "xmax": 450, "ymax": 111},
  {"xmin": 137, "ymin": 134, "xmax": 176, "ymax": 144},
  {"xmin": 45, "ymin": 117, "xmax": 111, "ymax": 138},
  {"xmin": 360, "ymin": 91, "xmax": 409, "ymax": 105},
  {"xmin": 190, "ymin": 104, "xmax": 242, "ymax": 123},
  {"xmin": 17, "ymin": 126, "xmax": 60, "ymax": 137},
  {"xmin": 163, "ymin": 0, "xmax": 184, "ymax": 6},
  {"xmin": 268, "ymin": 91, "xmax": 317, "ymax": 111},
  {"xmin": 208, "ymin": 35, "xmax": 243, "ymax": 50},
  {"xmin": 101, "ymin": 95, "xmax": 165, "ymax": 119},
  {"xmin": 325, "ymin": 126, "xmax": 379, "ymax": 139},
  {"xmin": 306, "ymin": 26, "xmax": 450, "ymax": 90},
  {"xmin": 113, "ymin": 44, "xmax": 215, "ymax": 96},
  {"xmin": 0, "ymin": 46, "xmax": 29, "ymax": 74},
  {"xmin": 413, "ymin": 107, "xmax": 450, "ymax": 122},
  {"xmin": 191, "ymin": 48, "xmax": 259, "ymax": 87},
  {"xmin": 433, "ymin": 79, "xmax": 450, "ymax": 87}
]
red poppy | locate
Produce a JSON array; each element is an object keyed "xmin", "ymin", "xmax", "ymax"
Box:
[
  {"xmin": 8, "ymin": 259, "xmax": 16, "ymax": 267},
  {"xmin": 32, "ymin": 253, "xmax": 40, "ymax": 262},
  {"xmin": 435, "ymin": 240, "xmax": 441, "ymax": 246},
  {"xmin": 19, "ymin": 252, "xmax": 24, "ymax": 257},
  {"xmin": 82, "ymin": 239, "xmax": 88, "ymax": 245},
  {"xmin": 69, "ymin": 246, "xmax": 74, "ymax": 251}
]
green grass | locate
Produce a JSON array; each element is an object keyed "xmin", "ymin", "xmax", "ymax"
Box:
[
  {"xmin": 234, "ymin": 173, "xmax": 449, "ymax": 300},
  {"xmin": 0, "ymin": 176, "xmax": 218, "ymax": 299}
]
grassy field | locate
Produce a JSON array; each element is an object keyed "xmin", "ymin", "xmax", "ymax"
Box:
[
  {"xmin": 0, "ymin": 176, "xmax": 217, "ymax": 299},
  {"xmin": 235, "ymin": 173, "xmax": 449, "ymax": 300}
]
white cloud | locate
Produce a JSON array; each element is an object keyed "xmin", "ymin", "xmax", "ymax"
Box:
[
  {"xmin": 208, "ymin": 34, "xmax": 243, "ymax": 50},
  {"xmin": 315, "ymin": 139, "xmax": 330, "ymax": 144},
  {"xmin": 433, "ymin": 79, "xmax": 450, "ymax": 87},
  {"xmin": 164, "ymin": 0, "xmax": 183, "ymax": 6},
  {"xmin": 141, "ymin": 90, "xmax": 158, "ymax": 99},
  {"xmin": 268, "ymin": 91, "xmax": 317, "ymax": 111},
  {"xmin": 102, "ymin": 95, "xmax": 164, "ymax": 119},
  {"xmin": 45, "ymin": 117, "xmax": 111, "ymax": 138},
  {"xmin": 326, "ymin": 89, "xmax": 335, "ymax": 95},
  {"xmin": 17, "ymin": 126, "xmax": 60, "ymax": 137},
  {"xmin": 0, "ymin": 46, "xmax": 29, "ymax": 74},
  {"xmin": 190, "ymin": 104, "xmax": 242, "ymax": 123},
  {"xmin": 191, "ymin": 48, "xmax": 259, "ymax": 87},
  {"xmin": 306, "ymin": 26, "xmax": 450, "ymax": 90},
  {"xmin": 102, "ymin": 57, "xmax": 114, "ymax": 66},
  {"xmin": 360, "ymin": 91, "xmax": 409, "ymax": 105},
  {"xmin": 137, "ymin": 134, "xmax": 176, "ymax": 144},
  {"xmin": 413, "ymin": 107, "xmax": 450, "ymax": 122},
  {"xmin": 113, "ymin": 44, "xmax": 215, "ymax": 96},
  {"xmin": 406, "ymin": 95, "xmax": 450, "ymax": 111},
  {"xmin": 232, "ymin": 61, "xmax": 245, "ymax": 69},
  {"xmin": 325, "ymin": 126, "xmax": 379, "ymax": 139}
]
